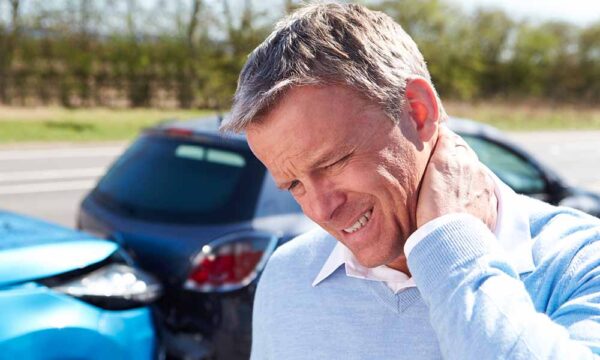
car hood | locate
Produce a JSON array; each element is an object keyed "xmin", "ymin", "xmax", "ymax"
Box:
[{"xmin": 0, "ymin": 211, "xmax": 118, "ymax": 286}]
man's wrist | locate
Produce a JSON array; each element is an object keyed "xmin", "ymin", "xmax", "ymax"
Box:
[{"xmin": 406, "ymin": 214, "xmax": 501, "ymax": 293}]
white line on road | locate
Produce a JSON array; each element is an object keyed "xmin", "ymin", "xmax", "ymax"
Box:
[
  {"xmin": 0, "ymin": 147, "xmax": 123, "ymax": 160},
  {"xmin": 0, "ymin": 180, "xmax": 97, "ymax": 195},
  {"xmin": 0, "ymin": 167, "xmax": 106, "ymax": 182}
]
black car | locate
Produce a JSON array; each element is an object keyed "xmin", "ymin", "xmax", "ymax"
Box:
[
  {"xmin": 77, "ymin": 117, "xmax": 316, "ymax": 359},
  {"xmin": 450, "ymin": 118, "xmax": 600, "ymax": 217},
  {"xmin": 77, "ymin": 116, "xmax": 600, "ymax": 359}
]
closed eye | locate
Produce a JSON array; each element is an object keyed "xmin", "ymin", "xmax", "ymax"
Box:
[{"xmin": 287, "ymin": 180, "xmax": 300, "ymax": 191}]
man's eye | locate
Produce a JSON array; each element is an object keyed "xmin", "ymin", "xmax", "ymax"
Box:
[{"xmin": 287, "ymin": 180, "xmax": 300, "ymax": 191}]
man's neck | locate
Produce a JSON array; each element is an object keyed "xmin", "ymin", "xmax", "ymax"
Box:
[{"xmin": 386, "ymin": 255, "xmax": 410, "ymax": 276}]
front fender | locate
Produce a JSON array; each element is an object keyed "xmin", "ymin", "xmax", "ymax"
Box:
[{"xmin": 0, "ymin": 283, "xmax": 155, "ymax": 360}]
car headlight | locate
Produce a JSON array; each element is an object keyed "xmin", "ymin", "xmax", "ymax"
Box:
[{"xmin": 41, "ymin": 258, "xmax": 162, "ymax": 310}]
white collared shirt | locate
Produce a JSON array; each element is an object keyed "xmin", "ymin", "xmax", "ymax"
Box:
[{"xmin": 312, "ymin": 173, "xmax": 536, "ymax": 293}]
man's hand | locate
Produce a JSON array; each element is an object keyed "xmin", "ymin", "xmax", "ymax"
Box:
[{"xmin": 416, "ymin": 126, "xmax": 497, "ymax": 231}]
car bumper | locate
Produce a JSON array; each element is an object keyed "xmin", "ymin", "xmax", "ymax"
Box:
[{"xmin": 155, "ymin": 287, "xmax": 255, "ymax": 360}]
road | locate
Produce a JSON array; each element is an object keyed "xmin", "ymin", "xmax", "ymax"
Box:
[
  {"xmin": 0, "ymin": 143, "xmax": 127, "ymax": 227},
  {"xmin": 1, "ymin": 130, "xmax": 599, "ymax": 228}
]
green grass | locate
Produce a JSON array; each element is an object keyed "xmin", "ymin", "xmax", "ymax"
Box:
[
  {"xmin": 1, "ymin": 102, "xmax": 599, "ymax": 144},
  {"xmin": 0, "ymin": 107, "xmax": 213, "ymax": 143},
  {"xmin": 445, "ymin": 101, "xmax": 600, "ymax": 131}
]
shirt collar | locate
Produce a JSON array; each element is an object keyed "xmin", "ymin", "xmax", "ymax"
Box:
[
  {"xmin": 312, "ymin": 172, "xmax": 535, "ymax": 288},
  {"xmin": 490, "ymin": 172, "xmax": 535, "ymax": 274}
]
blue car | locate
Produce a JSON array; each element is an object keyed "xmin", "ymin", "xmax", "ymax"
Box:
[{"xmin": 0, "ymin": 210, "xmax": 162, "ymax": 359}]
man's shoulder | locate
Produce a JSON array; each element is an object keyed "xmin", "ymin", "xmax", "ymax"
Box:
[
  {"xmin": 269, "ymin": 227, "xmax": 337, "ymax": 269},
  {"xmin": 256, "ymin": 227, "xmax": 336, "ymax": 290},
  {"xmin": 523, "ymin": 195, "xmax": 600, "ymax": 273}
]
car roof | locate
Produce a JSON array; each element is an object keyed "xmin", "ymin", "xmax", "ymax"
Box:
[
  {"xmin": 152, "ymin": 114, "xmax": 246, "ymax": 141},
  {"xmin": 155, "ymin": 114, "xmax": 506, "ymax": 142}
]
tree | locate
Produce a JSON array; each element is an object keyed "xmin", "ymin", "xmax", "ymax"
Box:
[{"xmin": 0, "ymin": 0, "xmax": 21, "ymax": 104}]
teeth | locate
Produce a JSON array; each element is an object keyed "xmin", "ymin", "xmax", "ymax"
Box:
[{"xmin": 344, "ymin": 210, "xmax": 373, "ymax": 234}]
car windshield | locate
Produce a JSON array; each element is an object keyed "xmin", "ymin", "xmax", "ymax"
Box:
[{"xmin": 93, "ymin": 134, "xmax": 266, "ymax": 223}]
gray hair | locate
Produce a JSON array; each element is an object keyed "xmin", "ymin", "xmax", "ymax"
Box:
[{"xmin": 220, "ymin": 2, "xmax": 445, "ymax": 133}]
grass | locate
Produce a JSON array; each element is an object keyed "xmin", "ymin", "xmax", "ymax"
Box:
[
  {"xmin": 0, "ymin": 107, "xmax": 213, "ymax": 143},
  {"xmin": 445, "ymin": 101, "xmax": 600, "ymax": 131},
  {"xmin": 1, "ymin": 102, "xmax": 599, "ymax": 144}
]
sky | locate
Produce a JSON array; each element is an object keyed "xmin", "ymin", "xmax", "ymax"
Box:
[
  {"xmin": 448, "ymin": 0, "xmax": 599, "ymax": 26},
  {"xmin": 2, "ymin": 0, "xmax": 596, "ymax": 32}
]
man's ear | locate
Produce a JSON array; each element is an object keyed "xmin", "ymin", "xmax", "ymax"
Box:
[{"xmin": 405, "ymin": 77, "xmax": 439, "ymax": 142}]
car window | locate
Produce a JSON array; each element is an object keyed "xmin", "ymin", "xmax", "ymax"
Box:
[
  {"xmin": 94, "ymin": 134, "xmax": 266, "ymax": 223},
  {"xmin": 461, "ymin": 135, "xmax": 546, "ymax": 195}
]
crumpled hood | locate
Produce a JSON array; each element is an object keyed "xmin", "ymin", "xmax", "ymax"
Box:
[{"xmin": 0, "ymin": 211, "xmax": 117, "ymax": 286}]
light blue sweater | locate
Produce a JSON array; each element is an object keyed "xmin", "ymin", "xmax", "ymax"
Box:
[{"xmin": 251, "ymin": 196, "xmax": 600, "ymax": 359}]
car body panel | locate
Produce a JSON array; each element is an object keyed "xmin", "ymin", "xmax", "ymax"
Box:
[
  {"xmin": 0, "ymin": 211, "xmax": 117, "ymax": 287},
  {"xmin": 0, "ymin": 241, "xmax": 118, "ymax": 287},
  {"xmin": 0, "ymin": 209, "xmax": 97, "ymax": 250},
  {"xmin": 0, "ymin": 283, "xmax": 154, "ymax": 360}
]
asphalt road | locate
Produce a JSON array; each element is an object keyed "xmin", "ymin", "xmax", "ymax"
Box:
[
  {"xmin": 1, "ymin": 130, "xmax": 599, "ymax": 228},
  {"xmin": 0, "ymin": 143, "xmax": 127, "ymax": 227}
]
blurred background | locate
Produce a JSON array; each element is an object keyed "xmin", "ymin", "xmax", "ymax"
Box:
[{"xmin": 0, "ymin": 0, "xmax": 599, "ymax": 225}]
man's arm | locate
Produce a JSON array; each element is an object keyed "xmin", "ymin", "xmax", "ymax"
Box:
[
  {"xmin": 412, "ymin": 127, "xmax": 600, "ymax": 358},
  {"xmin": 407, "ymin": 213, "xmax": 600, "ymax": 359}
]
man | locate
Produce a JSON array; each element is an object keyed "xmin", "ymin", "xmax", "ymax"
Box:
[{"xmin": 221, "ymin": 3, "xmax": 600, "ymax": 359}]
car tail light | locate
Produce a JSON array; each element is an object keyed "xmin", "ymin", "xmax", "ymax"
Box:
[{"xmin": 184, "ymin": 231, "xmax": 278, "ymax": 292}]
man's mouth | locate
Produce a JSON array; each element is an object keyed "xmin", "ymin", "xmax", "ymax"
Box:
[{"xmin": 342, "ymin": 209, "xmax": 373, "ymax": 234}]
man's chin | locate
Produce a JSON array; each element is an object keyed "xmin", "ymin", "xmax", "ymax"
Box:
[{"xmin": 350, "ymin": 250, "xmax": 392, "ymax": 269}]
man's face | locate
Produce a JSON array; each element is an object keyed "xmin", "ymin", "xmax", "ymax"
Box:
[{"xmin": 246, "ymin": 85, "xmax": 430, "ymax": 270}]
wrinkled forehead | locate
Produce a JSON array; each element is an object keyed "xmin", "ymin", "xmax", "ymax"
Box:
[
  {"xmin": 246, "ymin": 114, "xmax": 343, "ymax": 168},
  {"xmin": 246, "ymin": 85, "xmax": 391, "ymax": 169}
]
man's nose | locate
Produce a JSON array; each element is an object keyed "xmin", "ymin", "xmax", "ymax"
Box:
[{"xmin": 303, "ymin": 180, "xmax": 345, "ymax": 225}]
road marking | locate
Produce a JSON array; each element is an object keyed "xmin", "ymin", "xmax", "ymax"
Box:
[
  {"xmin": 0, "ymin": 167, "xmax": 106, "ymax": 183},
  {"xmin": 0, "ymin": 147, "xmax": 123, "ymax": 160},
  {"xmin": 0, "ymin": 180, "xmax": 97, "ymax": 195}
]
